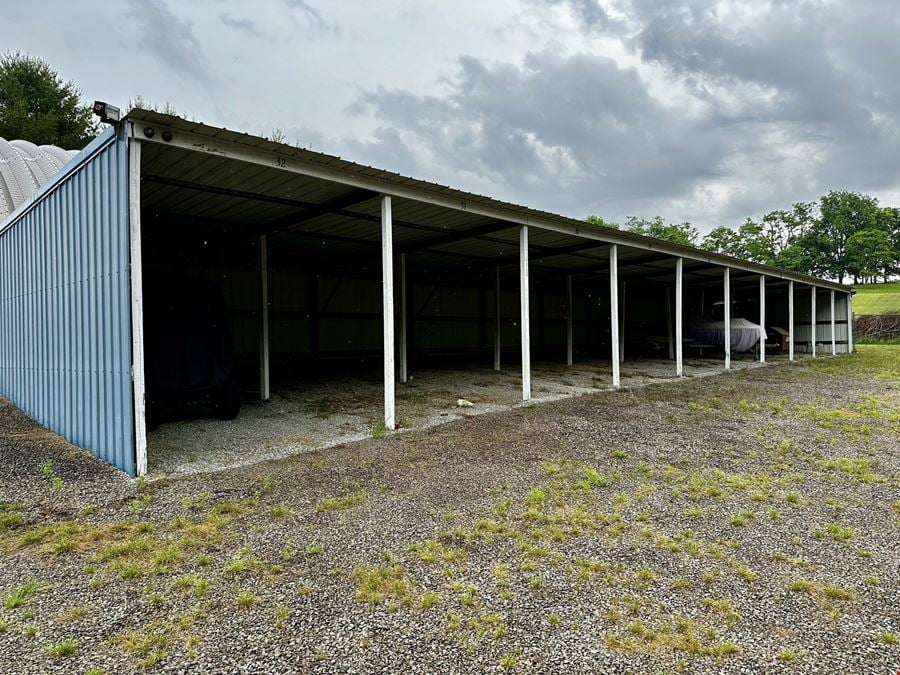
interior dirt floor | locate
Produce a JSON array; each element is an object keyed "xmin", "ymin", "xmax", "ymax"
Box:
[{"xmin": 147, "ymin": 354, "xmax": 796, "ymax": 477}]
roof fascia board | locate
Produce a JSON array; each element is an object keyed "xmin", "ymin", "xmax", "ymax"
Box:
[{"xmin": 132, "ymin": 125, "xmax": 848, "ymax": 293}]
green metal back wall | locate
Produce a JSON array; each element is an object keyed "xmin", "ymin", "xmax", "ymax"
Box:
[{"xmin": 0, "ymin": 128, "xmax": 136, "ymax": 475}]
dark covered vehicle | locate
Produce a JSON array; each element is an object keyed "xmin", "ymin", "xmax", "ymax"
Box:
[{"xmin": 144, "ymin": 273, "xmax": 241, "ymax": 429}]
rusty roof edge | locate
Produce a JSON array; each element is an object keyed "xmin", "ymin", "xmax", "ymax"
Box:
[{"xmin": 126, "ymin": 108, "xmax": 850, "ymax": 293}]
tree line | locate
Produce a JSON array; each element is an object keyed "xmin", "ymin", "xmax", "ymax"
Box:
[{"xmin": 587, "ymin": 191, "xmax": 900, "ymax": 285}]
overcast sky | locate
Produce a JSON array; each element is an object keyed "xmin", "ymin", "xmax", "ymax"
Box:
[{"xmin": 5, "ymin": 0, "xmax": 900, "ymax": 231}]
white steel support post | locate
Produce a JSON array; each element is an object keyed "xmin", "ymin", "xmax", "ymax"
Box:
[
  {"xmin": 494, "ymin": 267, "xmax": 501, "ymax": 371},
  {"xmin": 519, "ymin": 226, "xmax": 531, "ymax": 401},
  {"xmin": 665, "ymin": 287, "xmax": 674, "ymax": 360},
  {"xmin": 788, "ymin": 281, "xmax": 795, "ymax": 361},
  {"xmin": 566, "ymin": 274, "xmax": 573, "ymax": 366},
  {"xmin": 724, "ymin": 267, "xmax": 731, "ymax": 370},
  {"xmin": 381, "ymin": 196, "xmax": 396, "ymax": 429},
  {"xmin": 399, "ymin": 253, "xmax": 408, "ymax": 384},
  {"xmin": 811, "ymin": 287, "xmax": 817, "ymax": 358},
  {"xmin": 675, "ymin": 258, "xmax": 683, "ymax": 377},
  {"xmin": 830, "ymin": 290, "xmax": 836, "ymax": 356},
  {"xmin": 759, "ymin": 275, "xmax": 766, "ymax": 363},
  {"xmin": 609, "ymin": 245, "xmax": 620, "ymax": 387},
  {"xmin": 259, "ymin": 234, "xmax": 270, "ymax": 402},
  {"xmin": 847, "ymin": 292, "xmax": 854, "ymax": 353},
  {"xmin": 128, "ymin": 135, "xmax": 147, "ymax": 477},
  {"xmin": 619, "ymin": 281, "xmax": 626, "ymax": 363}
]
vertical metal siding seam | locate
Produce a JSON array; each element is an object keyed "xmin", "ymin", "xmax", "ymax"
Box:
[{"xmin": 0, "ymin": 137, "xmax": 134, "ymax": 474}]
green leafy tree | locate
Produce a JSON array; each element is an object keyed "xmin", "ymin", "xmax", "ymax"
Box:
[
  {"xmin": 623, "ymin": 216, "xmax": 699, "ymax": 246},
  {"xmin": 811, "ymin": 191, "xmax": 883, "ymax": 283},
  {"xmin": 584, "ymin": 215, "xmax": 618, "ymax": 229},
  {"xmin": 0, "ymin": 52, "xmax": 97, "ymax": 147},
  {"xmin": 701, "ymin": 225, "xmax": 745, "ymax": 257},
  {"xmin": 846, "ymin": 228, "xmax": 893, "ymax": 283}
]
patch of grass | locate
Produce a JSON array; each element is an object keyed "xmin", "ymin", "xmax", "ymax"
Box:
[
  {"xmin": 223, "ymin": 547, "xmax": 263, "ymax": 577},
  {"xmin": 46, "ymin": 637, "xmax": 77, "ymax": 657},
  {"xmin": 270, "ymin": 504, "xmax": 291, "ymax": 518},
  {"xmin": 352, "ymin": 564, "xmax": 412, "ymax": 608},
  {"xmin": 814, "ymin": 523, "xmax": 854, "ymax": 542},
  {"xmin": 851, "ymin": 282, "xmax": 900, "ymax": 314},
  {"xmin": 787, "ymin": 578, "xmax": 815, "ymax": 593},
  {"xmin": 784, "ymin": 492, "xmax": 802, "ymax": 505},
  {"xmin": 235, "ymin": 590, "xmax": 261, "ymax": 608},
  {"xmin": 777, "ymin": 647, "xmax": 801, "ymax": 663},
  {"xmin": 371, "ymin": 420, "xmax": 388, "ymax": 439},
  {"xmin": 876, "ymin": 631, "xmax": 898, "ymax": 645},
  {"xmin": 420, "ymin": 591, "xmax": 440, "ymax": 609},
  {"xmin": 816, "ymin": 457, "xmax": 882, "ymax": 483},
  {"xmin": 56, "ymin": 605, "xmax": 88, "ymax": 622},
  {"xmin": 729, "ymin": 510, "xmax": 756, "ymax": 527},
  {"xmin": 733, "ymin": 565, "xmax": 757, "ymax": 584},
  {"xmin": 611, "ymin": 449, "xmax": 627, "ymax": 459},
  {"xmin": 316, "ymin": 489, "xmax": 367, "ymax": 512},
  {"xmin": 499, "ymin": 647, "xmax": 522, "ymax": 670},
  {"xmin": 305, "ymin": 543, "xmax": 324, "ymax": 556},
  {"xmin": 4, "ymin": 580, "xmax": 43, "ymax": 609}
]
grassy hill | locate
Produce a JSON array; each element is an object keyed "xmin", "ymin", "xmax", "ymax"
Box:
[{"xmin": 852, "ymin": 282, "xmax": 900, "ymax": 315}]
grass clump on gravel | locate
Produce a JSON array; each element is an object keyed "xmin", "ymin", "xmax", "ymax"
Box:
[
  {"xmin": 315, "ymin": 488, "xmax": 367, "ymax": 512},
  {"xmin": 45, "ymin": 637, "xmax": 77, "ymax": 657},
  {"xmin": 352, "ymin": 564, "xmax": 413, "ymax": 609},
  {"xmin": 3, "ymin": 580, "xmax": 44, "ymax": 608}
]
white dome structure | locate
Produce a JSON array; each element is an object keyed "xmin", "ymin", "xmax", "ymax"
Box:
[{"xmin": 0, "ymin": 137, "xmax": 79, "ymax": 222}]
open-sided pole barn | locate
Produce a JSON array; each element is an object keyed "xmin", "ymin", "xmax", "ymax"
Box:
[{"xmin": 0, "ymin": 110, "xmax": 853, "ymax": 476}]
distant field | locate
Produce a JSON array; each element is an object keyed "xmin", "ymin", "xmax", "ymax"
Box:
[{"xmin": 852, "ymin": 282, "xmax": 900, "ymax": 315}]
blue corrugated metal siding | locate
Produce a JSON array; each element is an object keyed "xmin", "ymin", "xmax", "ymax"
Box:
[{"xmin": 0, "ymin": 128, "xmax": 135, "ymax": 475}]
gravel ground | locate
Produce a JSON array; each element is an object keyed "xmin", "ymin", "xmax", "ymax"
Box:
[
  {"xmin": 0, "ymin": 347, "xmax": 897, "ymax": 674},
  {"xmin": 148, "ymin": 355, "xmax": 770, "ymax": 477}
]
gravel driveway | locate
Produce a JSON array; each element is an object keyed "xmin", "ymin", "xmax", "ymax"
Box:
[{"xmin": 0, "ymin": 347, "xmax": 897, "ymax": 674}]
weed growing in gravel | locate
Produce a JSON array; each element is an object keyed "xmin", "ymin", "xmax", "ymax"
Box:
[
  {"xmin": 729, "ymin": 510, "xmax": 756, "ymax": 527},
  {"xmin": 814, "ymin": 522, "xmax": 854, "ymax": 542},
  {"xmin": 0, "ymin": 503, "xmax": 23, "ymax": 531},
  {"xmin": 274, "ymin": 605, "xmax": 288, "ymax": 629},
  {"xmin": 733, "ymin": 565, "xmax": 757, "ymax": 584},
  {"xmin": 224, "ymin": 547, "xmax": 263, "ymax": 577},
  {"xmin": 114, "ymin": 621, "xmax": 175, "ymax": 667},
  {"xmin": 305, "ymin": 543, "xmax": 324, "ymax": 555},
  {"xmin": 171, "ymin": 574, "xmax": 209, "ymax": 598},
  {"xmin": 816, "ymin": 457, "xmax": 882, "ymax": 483},
  {"xmin": 352, "ymin": 564, "xmax": 412, "ymax": 608},
  {"xmin": 420, "ymin": 591, "xmax": 440, "ymax": 609},
  {"xmin": 235, "ymin": 590, "xmax": 261, "ymax": 608},
  {"xmin": 4, "ymin": 580, "xmax": 44, "ymax": 609},
  {"xmin": 270, "ymin": 504, "xmax": 291, "ymax": 518},
  {"xmin": 41, "ymin": 460, "xmax": 63, "ymax": 492},
  {"xmin": 23, "ymin": 624, "xmax": 37, "ymax": 638},
  {"xmin": 876, "ymin": 631, "xmax": 898, "ymax": 644},
  {"xmin": 371, "ymin": 420, "xmax": 388, "ymax": 439},
  {"xmin": 46, "ymin": 637, "xmax": 77, "ymax": 657},
  {"xmin": 316, "ymin": 488, "xmax": 367, "ymax": 512},
  {"xmin": 703, "ymin": 598, "xmax": 741, "ymax": 628},
  {"xmin": 499, "ymin": 646, "xmax": 522, "ymax": 670},
  {"xmin": 56, "ymin": 605, "xmax": 88, "ymax": 622},
  {"xmin": 785, "ymin": 492, "xmax": 802, "ymax": 505},
  {"xmin": 0, "ymin": 619, "xmax": 7, "ymax": 633},
  {"xmin": 777, "ymin": 647, "xmax": 801, "ymax": 663}
]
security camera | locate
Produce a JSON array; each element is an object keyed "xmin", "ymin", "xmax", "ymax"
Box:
[{"xmin": 92, "ymin": 101, "xmax": 122, "ymax": 124}]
